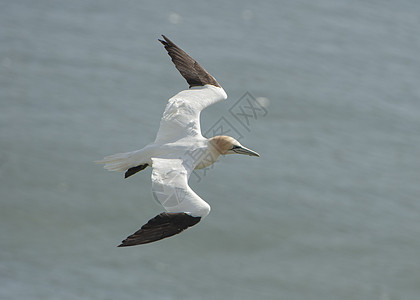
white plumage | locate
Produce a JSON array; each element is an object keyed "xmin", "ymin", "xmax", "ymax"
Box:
[
  {"xmin": 96, "ymin": 35, "xmax": 259, "ymax": 246},
  {"xmin": 155, "ymin": 85, "xmax": 227, "ymax": 142},
  {"xmin": 151, "ymin": 158, "xmax": 211, "ymax": 218}
]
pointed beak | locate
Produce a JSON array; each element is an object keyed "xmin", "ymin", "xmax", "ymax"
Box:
[{"xmin": 233, "ymin": 146, "xmax": 260, "ymax": 157}]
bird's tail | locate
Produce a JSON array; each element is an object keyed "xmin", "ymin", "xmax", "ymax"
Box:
[{"xmin": 95, "ymin": 150, "xmax": 145, "ymax": 173}]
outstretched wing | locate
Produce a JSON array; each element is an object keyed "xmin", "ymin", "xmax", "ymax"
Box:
[
  {"xmin": 154, "ymin": 85, "xmax": 227, "ymax": 142},
  {"xmin": 150, "ymin": 158, "xmax": 210, "ymax": 217},
  {"xmin": 118, "ymin": 158, "xmax": 210, "ymax": 246},
  {"xmin": 118, "ymin": 212, "xmax": 201, "ymax": 246},
  {"xmin": 159, "ymin": 35, "xmax": 221, "ymax": 88},
  {"xmin": 154, "ymin": 36, "xmax": 227, "ymax": 143}
]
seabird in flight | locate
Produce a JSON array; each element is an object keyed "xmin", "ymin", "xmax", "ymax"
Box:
[{"xmin": 97, "ymin": 35, "xmax": 259, "ymax": 246}]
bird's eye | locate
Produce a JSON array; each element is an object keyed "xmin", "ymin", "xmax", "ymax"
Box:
[{"xmin": 231, "ymin": 145, "xmax": 241, "ymax": 150}]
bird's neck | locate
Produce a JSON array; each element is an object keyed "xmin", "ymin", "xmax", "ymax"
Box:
[{"xmin": 193, "ymin": 139, "xmax": 223, "ymax": 170}]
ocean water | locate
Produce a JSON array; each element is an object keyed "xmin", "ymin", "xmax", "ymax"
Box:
[{"xmin": 1, "ymin": 0, "xmax": 420, "ymax": 299}]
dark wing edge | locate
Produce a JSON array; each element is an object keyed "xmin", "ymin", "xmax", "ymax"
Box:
[
  {"xmin": 118, "ymin": 212, "xmax": 201, "ymax": 247},
  {"xmin": 124, "ymin": 164, "xmax": 148, "ymax": 178},
  {"xmin": 158, "ymin": 35, "xmax": 221, "ymax": 88}
]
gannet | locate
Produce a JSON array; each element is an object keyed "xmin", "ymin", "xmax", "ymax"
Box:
[{"xmin": 97, "ymin": 35, "xmax": 259, "ymax": 246}]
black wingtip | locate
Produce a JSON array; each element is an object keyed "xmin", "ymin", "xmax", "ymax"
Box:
[
  {"xmin": 118, "ymin": 212, "xmax": 201, "ymax": 247},
  {"xmin": 124, "ymin": 164, "xmax": 148, "ymax": 179},
  {"xmin": 156, "ymin": 34, "xmax": 221, "ymax": 88},
  {"xmin": 158, "ymin": 35, "xmax": 169, "ymax": 46}
]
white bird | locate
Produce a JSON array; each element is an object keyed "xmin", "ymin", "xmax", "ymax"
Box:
[{"xmin": 97, "ymin": 35, "xmax": 259, "ymax": 246}]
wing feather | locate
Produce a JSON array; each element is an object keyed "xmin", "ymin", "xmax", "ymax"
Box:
[
  {"xmin": 155, "ymin": 35, "xmax": 227, "ymax": 143},
  {"xmin": 154, "ymin": 85, "xmax": 227, "ymax": 142},
  {"xmin": 159, "ymin": 35, "xmax": 221, "ymax": 88},
  {"xmin": 151, "ymin": 158, "xmax": 211, "ymax": 218},
  {"xmin": 117, "ymin": 158, "xmax": 208, "ymax": 246},
  {"xmin": 118, "ymin": 212, "xmax": 201, "ymax": 246}
]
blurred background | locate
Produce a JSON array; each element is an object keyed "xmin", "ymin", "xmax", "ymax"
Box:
[{"xmin": 1, "ymin": 0, "xmax": 420, "ymax": 299}]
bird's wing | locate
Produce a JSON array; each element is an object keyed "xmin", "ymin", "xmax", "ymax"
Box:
[
  {"xmin": 118, "ymin": 212, "xmax": 201, "ymax": 246},
  {"xmin": 154, "ymin": 36, "xmax": 227, "ymax": 143},
  {"xmin": 118, "ymin": 158, "xmax": 210, "ymax": 246},
  {"xmin": 154, "ymin": 85, "xmax": 227, "ymax": 142},
  {"xmin": 150, "ymin": 158, "xmax": 210, "ymax": 217},
  {"xmin": 159, "ymin": 35, "xmax": 221, "ymax": 88}
]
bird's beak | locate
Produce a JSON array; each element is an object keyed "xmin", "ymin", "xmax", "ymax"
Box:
[{"xmin": 233, "ymin": 146, "xmax": 260, "ymax": 157}]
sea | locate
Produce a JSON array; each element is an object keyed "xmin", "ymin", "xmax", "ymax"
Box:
[{"xmin": 1, "ymin": 0, "xmax": 420, "ymax": 299}]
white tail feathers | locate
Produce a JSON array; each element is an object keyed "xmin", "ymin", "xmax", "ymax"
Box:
[{"xmin": 95, "ymin": 150, "xmax": 145, "ymax": 172}]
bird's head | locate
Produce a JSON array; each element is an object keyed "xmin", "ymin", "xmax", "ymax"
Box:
[{"xmin": 209, "ymin": 136, "xmax": 260, "ymax": 157}]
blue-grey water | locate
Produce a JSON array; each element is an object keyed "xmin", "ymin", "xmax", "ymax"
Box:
[{"xmin": 1, "ymin": 0, "xmax": 420, "ymax": 299}]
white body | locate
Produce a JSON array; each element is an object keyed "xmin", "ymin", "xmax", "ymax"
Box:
[{"xmin": 98, "ymin": 85, "xmax": 227, "ymax": 217}]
